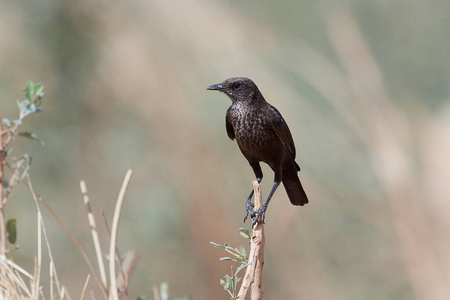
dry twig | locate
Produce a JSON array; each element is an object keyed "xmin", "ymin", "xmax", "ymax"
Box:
[{"xmin": 238, "ymin": 180, "xmax": 265, "ymax": 300}]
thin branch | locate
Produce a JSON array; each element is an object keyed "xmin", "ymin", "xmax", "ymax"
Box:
[
  {"xmin": 231, "ymin": 265, "xmax": 236, "ymax": 298},
  {"xmin": 238, "ymin": 181, "xmax": 265, "ymax": 300},
  {"xmin": 109, "ymin": 168, "xmax": 133, "ymax": 300},
  {"xmin": 0, "ymin": 127, "xmax": 16, "ymax": 136},
  {"xmin": 224, "ymin": 248, "xmax": 241, "ymax": 258},
  {"xmin": 4, "ymin": 157, "xmax": 25, "ymax": 200},
  {"xmin": 3, "ymin": 123, "xmax": 20, "ymax": 148},
  {"xmin": 80, "ymin": 180, "xmax": 108, "ymax": 289}
]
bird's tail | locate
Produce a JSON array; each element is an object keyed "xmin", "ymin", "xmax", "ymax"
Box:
[{"xmin": 282, "ymin": 161, "xmax": 309, "ymax": 206}]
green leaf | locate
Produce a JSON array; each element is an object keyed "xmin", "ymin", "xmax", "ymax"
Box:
[
  {"xmin": 17, "ymin": 99, "xmax": 41, "ymax": 120},
  {"xmin": 33, "ymin": 84, "xmax": 44, "ymax": 100},
  {"xmin": 18, "ymin": 82, "xmax": 44, "ymax": 120},
  {"xmin": 6, "ymin": 219, "xmax": 17, "ymax": 244},
  {"xmin": 2, "ymin": 118, "xmax": 11, "ymax": 127},
  {"xmin": 239, "ymin": 227, "xmax": 251, "ymax": 240},
  {"xmin": 210, "ymin": 241, "xmax": 226, "ymax": 249},
  {"xmin": 239, "ymin": 231, "xmax": 250, "ymax": 239},
  {"xmin": 17, "ymin": 132, "xmax": 45, "ymax": 146},
  {"xmin": 226, "ymin": 275, "xmax": 233, "ymax": 293},
  {"xmin": 235, "ymin": 261, "xmax": 253, "ymax": 276},
  {"xmin": 219, "ymin": 257, "xmax": 233, "ymax": 261},
  {"xmin": 18, "ymin": 99, "xmax": 31, "ymax": 117},
  {"xmin": 238, "ymin": 246, "xmax": 246, "ymax": 257},
  {"xmin": 220, "ymin": 279, "xmax": 226, "ymax": 287},
  {"xmin": 236, "ymin": 257, "xmax": 246, "ymax": 263},
  {"xmin": 24, "ymin": 82, "xmax": 34, "ymax": 102}
]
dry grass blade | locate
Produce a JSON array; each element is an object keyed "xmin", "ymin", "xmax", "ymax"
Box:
[
  {"xmin": 101, "ymin": 210, "xmax": 127, "ymax": 288},
  {"xmin": 0, "ymin": 255, "xmax": 33, "ymax": 299},
  {"xmin": 50, "ymin": 261, "xmax": 54, "ymax": 300},
  {"xmin": 34, "ymin": 214, "xmax": 42, "ymax": 299},
  {"xmin": 80, "ymin": 274, "xmax": 91, "ymax": 300},
  {"xmin": 28, "ymin": 176, "xmax": 67, "ymax": 298},
  {"xmin": 4, "ymin": 256, "xmax": 33, "ymax": 278},
  {"xmin": 4, "ymin": 165, "xmax": 109, "ymax": 300},
  {"xmin": 109, "ymin": 168, "xmax": 133, "ymax": 300},
  {"xmin": 80, "ymin": 180, "xmax": 108, "ymax": 289}
]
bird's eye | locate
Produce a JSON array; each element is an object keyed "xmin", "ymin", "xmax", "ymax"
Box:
[{"xmin": 232, "ymin": 82, "xmax": 242, "ymax": 90}]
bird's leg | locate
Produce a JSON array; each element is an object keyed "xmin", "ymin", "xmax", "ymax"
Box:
[
  {"xmin": 243, "ymin": 177, "xmax": 261, "ymax": 223},
  {"xmin": 252, "ymin": 181, "xmax": 280, "ymax": 226}
]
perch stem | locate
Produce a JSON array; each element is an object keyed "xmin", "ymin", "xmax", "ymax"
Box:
[{"xmin": 237, "ymin": 180, "xmax": 265, "ymax": 300}]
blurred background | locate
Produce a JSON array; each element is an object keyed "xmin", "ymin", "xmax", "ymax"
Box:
[{"xmin": 1, "ymin": 0, "xmax": 450, "ymax": 299}]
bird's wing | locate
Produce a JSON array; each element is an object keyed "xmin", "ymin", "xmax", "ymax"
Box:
[
  {"xmin": 269, "ymin": 105, "xmax": 296, "ymax": 158},
  {"xmin": 225, "ymin": 109, "xmax": 235, "ymax": 140}
]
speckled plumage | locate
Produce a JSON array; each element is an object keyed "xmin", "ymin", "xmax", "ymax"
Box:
[
  {"xmin": 207, "ymin": 77, "xmax": 308, "ymax": 223},
  {"xmin": 227, "ymin": 101, "xmax": 287, "ymax": 171}
]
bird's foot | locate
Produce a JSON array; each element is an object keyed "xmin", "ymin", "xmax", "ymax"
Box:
[
  {"xmin": 243, "ymin": 199, "xmax": 255, "ymax": 223},
  {"xmin": 251, "ymin": 204, "xmax": 268, "ymax": 227}
]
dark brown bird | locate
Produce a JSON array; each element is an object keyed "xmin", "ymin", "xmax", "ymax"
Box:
[{"xmin": 207, "ymin": 77, "xmax": 308, "ymax": 225}]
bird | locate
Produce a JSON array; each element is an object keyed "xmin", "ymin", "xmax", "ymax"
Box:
[{"xmin": 206, "ymin": 77, "xmax": 308, "ymax": 226}]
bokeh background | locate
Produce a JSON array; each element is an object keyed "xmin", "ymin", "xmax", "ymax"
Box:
[{"xmin": 1, "ymin": 0, "xmax": 450, "ymax": 299}]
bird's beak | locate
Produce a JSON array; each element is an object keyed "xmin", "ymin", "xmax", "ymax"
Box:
[{"xmin": 206, "ymin": 83, "xmax": 225, "ymax": 91}]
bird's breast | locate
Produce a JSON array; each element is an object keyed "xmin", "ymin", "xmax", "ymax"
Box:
[{"xmin": 229, "ymin": 106, "xmax": 277, "ymax": 153}]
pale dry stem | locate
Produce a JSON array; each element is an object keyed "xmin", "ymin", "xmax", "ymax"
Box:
[
  {"xmin": 80, "ymin": 274, "xmax": 91, "ymax": 300},
  {"xmin": 109, "ymin": 168, "xmax": 133, "ymax": 300},
  {"xmin": 237, "ymin": 180, "xmax": 265, "ymax": 300},
  {"xmin": 80, "ymin": 180, "xmax": 108, "ymax": 289}
]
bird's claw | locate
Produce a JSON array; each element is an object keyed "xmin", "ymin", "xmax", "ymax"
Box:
[
  {"xmin": 243, "ymin": 199, "xmax": 255, "ymax": 223},
  {"xmin": 251, "ymin": 206, "xmax": 267, "ymax": 227}
]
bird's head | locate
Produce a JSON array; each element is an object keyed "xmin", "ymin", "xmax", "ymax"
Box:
[{"xmin": 206, "ymin": 77, "xmax": 260, "ymax": 103}]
